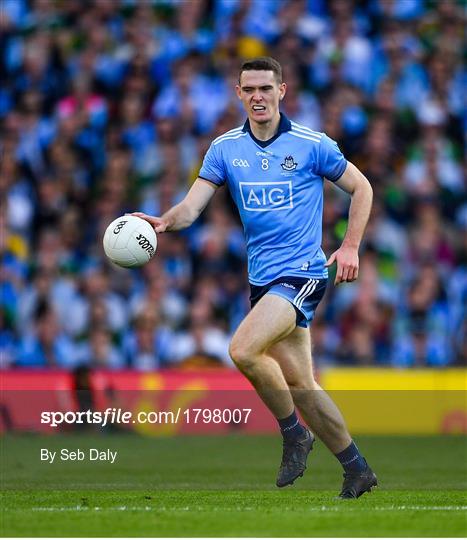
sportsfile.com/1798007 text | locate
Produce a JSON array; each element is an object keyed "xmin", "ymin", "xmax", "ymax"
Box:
[{"xmin": 40, "ymin": 408, "xmax": 253, "ymax": 428}]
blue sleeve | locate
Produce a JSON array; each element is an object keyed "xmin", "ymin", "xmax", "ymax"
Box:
[
  {"xmin": 199, "ymin": 143, "xmax": 226, "ymax": 186},
  {"xmin": 316, "ymin": 134, "xmax": 347, "ymax": 182}
]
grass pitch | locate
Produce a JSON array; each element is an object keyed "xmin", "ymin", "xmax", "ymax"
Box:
[{"xmin": 1, "ymin": 433, "xmax": 466, "ymax": 536}]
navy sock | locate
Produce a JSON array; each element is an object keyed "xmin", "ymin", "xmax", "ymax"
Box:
[
  {"xmin": 335, "ymin": 441, "xmax": 367, "ymax": 473},
  {"xmin": 278, "ymin": 411, "xmax": 306, "ymax": 441}
]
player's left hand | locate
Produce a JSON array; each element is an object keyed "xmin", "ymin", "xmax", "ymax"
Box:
[{"xmin": 325, "ymin": 245, "xmax": 359, "ymax": 285}]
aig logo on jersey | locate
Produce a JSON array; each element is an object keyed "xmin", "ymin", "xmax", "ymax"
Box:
[
  {"xmin": 232, "ymin": 158, "xmax": 250, "ymax": 167},
  {"xmin": 239, "ymin": 181, "xmax": 293, "ymax": 212}
]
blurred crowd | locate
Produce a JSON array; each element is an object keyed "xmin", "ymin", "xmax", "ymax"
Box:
[{"xmin": 1, "ymin": 0, "xmax": 465, "ymax": 371}]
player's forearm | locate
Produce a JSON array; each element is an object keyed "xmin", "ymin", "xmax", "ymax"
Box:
[
  {"xmin": 159, "ymin": 179, "xmax": 217, "ymax": 231},
  {"xmin": 161, "ymin": 201, "xmax": 199, "ymax": 231},
  {"xmin": 342, "ymin": 180, "xmax": 373, "ymax": 249}
]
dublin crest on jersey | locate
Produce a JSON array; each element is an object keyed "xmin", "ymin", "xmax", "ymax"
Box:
[{"xmin": 281, "ymin": 155, "xmax": 298, "ymax": 171}]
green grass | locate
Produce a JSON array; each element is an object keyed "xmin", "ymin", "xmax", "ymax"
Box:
[{"xmin": 1, "ymin": 434, "xmax": 466, "ymax": 536}]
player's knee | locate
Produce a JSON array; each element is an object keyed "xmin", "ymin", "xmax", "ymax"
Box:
[{"xmin": 229, "ymin": 340, "xmax": 258, "ymax": 373}]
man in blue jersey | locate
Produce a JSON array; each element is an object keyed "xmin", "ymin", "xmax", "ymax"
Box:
[{"xmin": 132, "ymin": 57, "xmax": 376, "ymax": 499}]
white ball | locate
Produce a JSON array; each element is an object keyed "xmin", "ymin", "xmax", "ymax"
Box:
[{"xmin": 103, "ymin": 215, "xmax": 157, "ymax": 268}]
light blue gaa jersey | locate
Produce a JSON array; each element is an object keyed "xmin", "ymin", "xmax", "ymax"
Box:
[{"xmin": 199, "ymin": 113, "xmax": 347, "ymax": 286}]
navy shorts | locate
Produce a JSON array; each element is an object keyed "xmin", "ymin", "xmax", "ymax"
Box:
[{"xmin": 249, "ymin": 276, "xmax": 328, "ymax": 328}]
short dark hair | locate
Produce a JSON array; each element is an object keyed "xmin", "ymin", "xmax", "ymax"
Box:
[{"xmin": 239, "ymin": 57, "xmax": 282, "ymax": 84}]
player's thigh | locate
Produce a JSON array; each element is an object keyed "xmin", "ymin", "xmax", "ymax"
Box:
[
  {"xmin": 230, "ymin": 293, "xmax": 297, "ymax": 357},
  {"xmin": 267, "ymin": 326, "xmax": 316, "ymax": 388}
]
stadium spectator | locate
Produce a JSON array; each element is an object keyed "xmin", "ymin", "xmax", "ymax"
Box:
[
  {"xmin": 16, "ymin": 299, "xmax": 79, "ymax": 368},
  {"xmin": 76, "ymin": 326, "xmax": 125, "ymax": 370},
  {"xmin": 122, "ymin": 309, "xmax": 173, "ymax": 370},
  {"xmin": 392, "ymin": 264, "xmax": 452, "ymax": 366},
  {"xmin": 170, "ymin": 299, "xmax": 232, "ymax": 367}
]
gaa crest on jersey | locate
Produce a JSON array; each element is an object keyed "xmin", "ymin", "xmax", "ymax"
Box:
[{"xmin": 281, "ymin": 155, "xmax": 297, "ymax": 171}]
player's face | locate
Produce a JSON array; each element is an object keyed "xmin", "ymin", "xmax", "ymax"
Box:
[{"xmin": 236, "ymin": 70, "xmax": 286, "ymax": 125}]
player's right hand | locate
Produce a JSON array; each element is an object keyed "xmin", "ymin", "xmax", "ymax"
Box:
[
  {"xmin": 127, "ymin": 212, "xmax": 168, "ymax": 233},
  {"xmin": 325, "ymin": 245, "xmax": 359, "ymax": 285}
]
